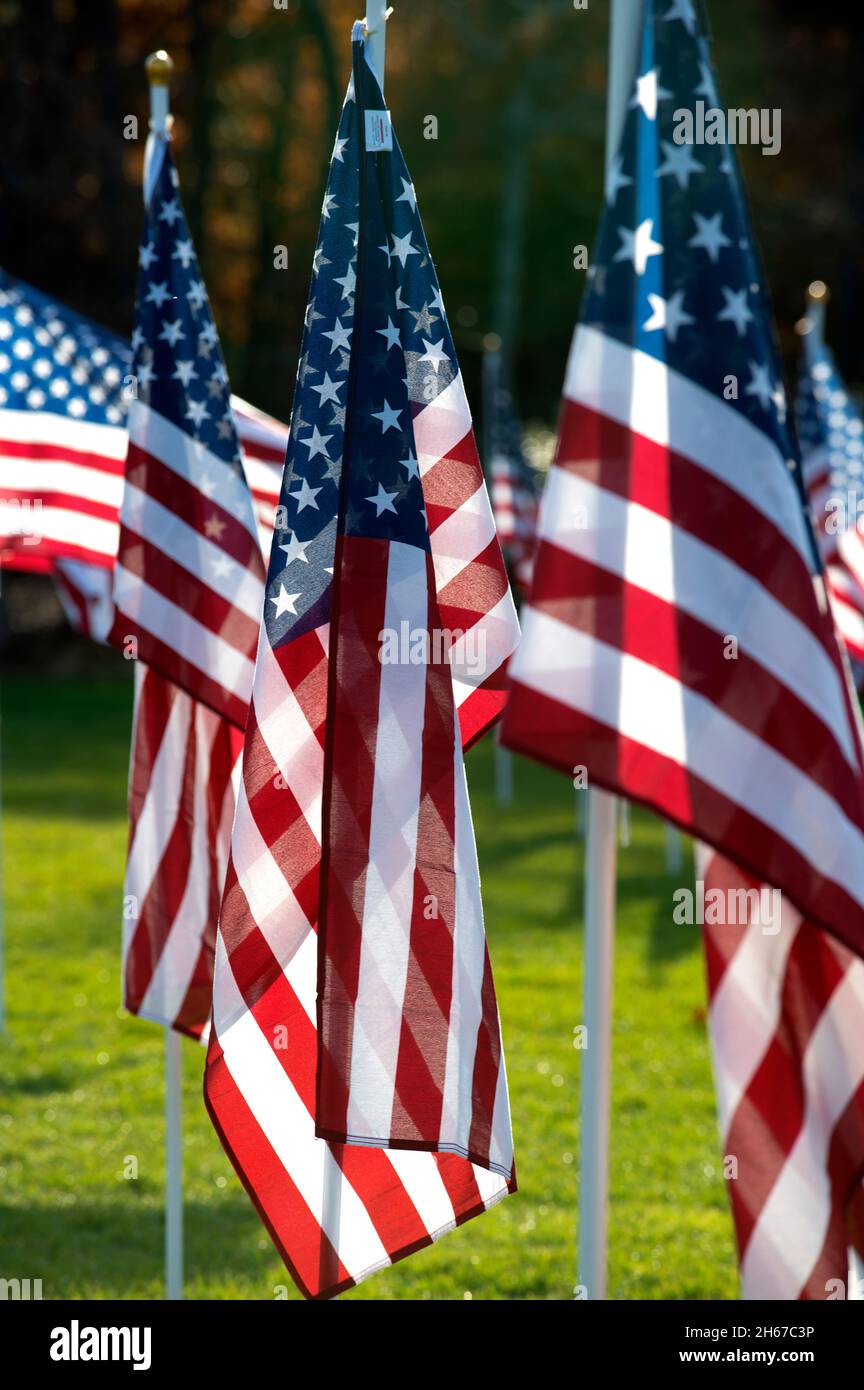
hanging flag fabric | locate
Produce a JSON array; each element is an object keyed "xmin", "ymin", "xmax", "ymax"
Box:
[
  {"xmin": 501, "ymin": 0, "xmax": 864, "ymax": 960},
  {"xmin": 124, "ymin": 663, "xmax": 244, "ymax": 1039},
  {"xmin": 797, "ymin": 326, "xmax": 864, "ymax": 667},
  {"xmin": 107, "ymin": 146, "xmax": 267, "ymax": 729},
  {"xmin": 699, "ymin": 845, "xmax": 864, "ymax": 1299},
  {"xmin": 486, "ymin": 347, "xmax": 539, "ymax": 593},
  {"xmin": 204, "ymin": 22, "xmax": 519, "ymax": 1300}
]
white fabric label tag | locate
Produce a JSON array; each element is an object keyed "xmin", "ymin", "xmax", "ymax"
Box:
[{"xmin": 365, "ymin": 110, "xmax": 393, "ymax": 152}]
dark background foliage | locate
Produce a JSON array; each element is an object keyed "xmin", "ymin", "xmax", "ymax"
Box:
[{"xmin": 0, "ymin": 0, "xmax": 863, "ymax": 427}]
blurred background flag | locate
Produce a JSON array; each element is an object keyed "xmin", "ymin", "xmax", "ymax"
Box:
[
  {"xmin": 107, "ymin": 133, "xmax": 266, "ymax": 730},
  {"xmin": 204, "ymin": 14, "xmax": 518, "ymax": 1301},
  {"xmin": 699, "ymin": 847, "xmax": 864, "ymax": 1299},
  {"xmin": 501, "ymin": 0, "xmax": 864, "ymax": 963},
  {"xmin": 483, "ymin": 343, "xmax": 539, "ymax": 594},
  {"xmin": 797, "ymin": 281, "xmax": 864, "ymax": 670}
]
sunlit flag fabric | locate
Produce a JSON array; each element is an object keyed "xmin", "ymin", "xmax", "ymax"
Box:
[
  {"xmin": 699, "ymin": 846, "xmax": 864, "ymax": 1299},
  {"xmin": 0, "ymin": 271, "xmax": 128, "ymax": 572},
  {"xmin": 204, "ymin": 23, "xmax": 519, "ymax": 1300},
  {"xmin": 797, "ymin": 328, "xmax": 864, "ymax": 666},
  {"xmin": 108, "ymin": 144, "xmax": 266, "ymax": 729},
  {"xmin": 501, "ymin": 0, "xmax": 864, "ymax": 959},
  {"xmin": 486, "ymin": 347, "xmax": 539, "ymax": 592}
]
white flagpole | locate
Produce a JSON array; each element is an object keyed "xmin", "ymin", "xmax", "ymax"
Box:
[
  {"xmin": 364, "ymin": 2, "xmax": 391, "ymax": 89},
  {"xmin": 578, "ymin": 0, "xmax": 642, "ymax": 1303},
  {"xmin": 144, "ymin": 48, "xmax": 183, "ymax": 1301},
  {"xmin": 664, "ymin": 823, "xmax": 683, "ymax": 874}
]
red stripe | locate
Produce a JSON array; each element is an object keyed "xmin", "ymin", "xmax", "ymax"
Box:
[
  {"xmin": 527, "ymin": 539, "xmax": 864, "ymax": 823},
  {"xmin": 108, "ymin": 613, "xmax": 250, "ymax": 730},
  {"xmin": 0, "ymin": 486, "xmax": 119, "ymax": 525},
  {"xmin": 0, "ymin": 436, "xmax": 125, "ymax": 474}
]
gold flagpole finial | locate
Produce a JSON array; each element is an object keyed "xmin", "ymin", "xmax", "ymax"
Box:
[
  {"xmin": 145, "ymin": 50, "xmax": 173, "ymax": 87},
  {"xmin": 806, "ymin": 279, "xmax": 830, "ymax": 307}
]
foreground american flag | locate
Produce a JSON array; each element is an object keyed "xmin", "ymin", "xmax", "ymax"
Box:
[
  {"xmin": 797, "ymin": 320, "xmax": 864, "ymax": 667},
  {"xmin": 485, "ymin": 347, "xmax": 539, "ymax": 592},
  {"xmin": 0, "ymin": 271, "xmax": 288, "ymax": 1036},
  {"xmin": 502, "ymin": 0, "xmax": 864, "ymax": 961},
  {"xmin": 107, "ymin": 141, "xmax": 266, "ymax": 729},
  {"xmin": 699, "ymin": 847, "xmax": 864, "ymax": 1299},
  {"xmin": 204, "ymin": 22, "xmax": 519, "ymax": 1298}
]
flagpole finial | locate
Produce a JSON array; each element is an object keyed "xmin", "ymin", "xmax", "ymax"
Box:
[
  {"xmin": 363, "ymin": 4, "xmax": 393, "ymax": 90},
  {"xmin": 146, "ymin": 50, "xmax": 174, "ymax": 88},
  {"xmin": 806, "ymin": 280, "xmax": 829, "ymax": 306}
]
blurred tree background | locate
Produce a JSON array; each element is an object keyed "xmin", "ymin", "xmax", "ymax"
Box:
[{"xmin": 0, "ymin": 0, "xmax": 863, "ymax": 432}]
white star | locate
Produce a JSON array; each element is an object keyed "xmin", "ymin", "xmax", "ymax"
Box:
[
  {"xmin": 395, "ymin": 177, "xmax": 417, "ymax": 211},
  {"xmin": 209, "ymin": 553, "xmax": 233, "ymax": 580},
  {"xmin": 158, "ymin": 318, "xmax": 185, "ymax": 346},
  {"xmin": 372, "ymin": 399, "xmax": 402, "ymax": 433},
  {"xmin": 172, "ymin": 238, "xmax": 195, "ymax": 269},
  {"xmin": 138, "ymin": 242, "xmax": 157, "ymax": 270},
  {"xmin": 613, "ymin": 219, "xmax": 664, "ymax": 275},
  {"xmin": 687, "ymin": 211, "xmax": 731, "ymax": 263},
  {"xmin": 630, "ymin": 69, "xmax": 672, "ymax": 121},
  {"xmin": 185, "ymin": 399, "xmax": 210, "ymax": 427},
  {"xmin": 145, "ymin": 281, "xmax": 172, "ymax": 308},
  {"xmin": 366, "ymin": 484, "xmax": 398, "ymax": 516},
  {"xmin": 310, "ymin": 373, "xmax": 343, "ymax": 407},
  {"xmin": 716, "ymin": 286, "xmax": 754, "ymax": 337},
  {"xmin": 172, "ymin": 360, "xmax": 198, "ymax": 387},
  {"xmin": 332, "ymin": 136, "xmax": 348, "ymax": 163},
  {"xmin": 695, "ymin": 60, "xmax": 720, "ymax": 106},
  {"xmin": 377, "ymin": 317, "xmax": 401, "ymax": 350},
  {"xmin": 300, "ymin": 425, "xmax": 333, "ymax": 459},
  {"xmin": 745, "ymin": 361, "xmax": 773, "ymax": 410},
  {"xmin": 642, "ymin": 290, "xmax": 695, "ymax": 342},
  {"xmin": 269, "ymin": 584, "xmax": 300, "ymax": 618},
  {"xmin": 279, "ymin": 531, "xmax": 311, "ymax": 565},
  {"xmin": 334, "ymin": 263, "xmax": 357, "ymax": 299},
  {"xmin": 657, "ymin": 139, "xmax": 704, "ymax": 190},
  {"xmin": 157, "ymin": 198, "xmax": 182, "ymax": 227},
  {"xmin": 662, "ymin": 0, "xmax": 697, "ymax": 34},
  {"xmin": 290, "ymin": 477, "xmax": 322, "ymax": 511},
  {"xmin": 419, "ymin": 337, "xmax": 448, "ymax": 371},
  {"xmin": 321, "ymin": 192, "xmax": 337, "ymax": 220},
  {"xmin": 605, "ymin": 154, "xmax": 633, "ymax": 205},
  {"xmin": 187, "ymin": 280, "xmax": 206, "ymax": 310},
  {"xmin": 400, "ymin": 451, "xmax": 420, "ymax": 480},
  {"xmin": 322, "ymin": 317, "xmax": 352, "ymax": 354},
  {"xmin": 390, "ymin": 231, "xmax": 420, "ymax": 268}
]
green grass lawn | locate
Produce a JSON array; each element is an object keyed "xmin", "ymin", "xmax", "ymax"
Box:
[{"xmin": 0, "ymin": 672, "xmax": 739, "ymax": 1299}]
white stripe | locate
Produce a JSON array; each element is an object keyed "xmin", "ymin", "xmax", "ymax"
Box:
[
  {"xmin": 119, "ymin": 481, "xmax": 264, "ymax": 622},
  {"xmin": 429, "ymin": 483, "xmax": 497, "ymax": 590},
  {"xmin": 113, "ymin": 566, "xmax": 255, "ymax": 702},
  {"xmin": 541, "ymin": 466, "xmax": 857, "ymax": 769},
  {"xmin": 127, "ymin": 401, "xmax": 260, "ymax": 544},
  {"xmin": 211, "ymin": 936, "xmax": 391, "ymax": 1282},
  {"xmin": 448, "ymin": 592, "xmax": 520, "ymax": 702},
  {"xmin": 0, "ymin": 408, "xmax": 127, "ymax": 458},
  {"xmin": 563, "ymin": 325, "xmax": 815, "ymax": 568},
  {"xmin": 0, "ymin": 455, "xmax": 124, "ymax": 508},
  {"xmin": 511, "ymin": 606, "xmax": 864, "ymax": 909},
  {"xmin": 347, "ymin": 541, "xmax": 428, "ymax": 1141},
  {"xmin": 0, "ymin": 503, "xmax": 118, "ymax": 558},
  {"xmin": 252, "ymin": 628, "xmax": 325, "ymax": 836}
]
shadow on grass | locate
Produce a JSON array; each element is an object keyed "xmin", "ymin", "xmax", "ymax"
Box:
[{"xmin": 0, "ymin": 1194, "xmax": 269, "ymax": 1298}]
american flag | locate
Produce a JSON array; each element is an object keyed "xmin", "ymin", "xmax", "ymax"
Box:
[
  {"xmin": 108, "ymin": 141, "xmax": 267, "ymax": 729},
  {"xmin": 797, "ymin": 324, "xmax": 864, "ymax": 667},
  {"xmin": 204, "ymin": 22, "xmax": 519, "ymax": 1299},
  {"xmin": 699, "ymin": 846, "xmax": 864, "ymax": 1299},
  {"xmin": 485, "ymin": 347, "xmax": 539, "ymax": 592},
  {"xmin": 501, "ymin": 0, "xmax": 864, "ymax": 960},
  {"xmin": 0, "ymin": 271, "xmax": 288, "ymax": 1037}
]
